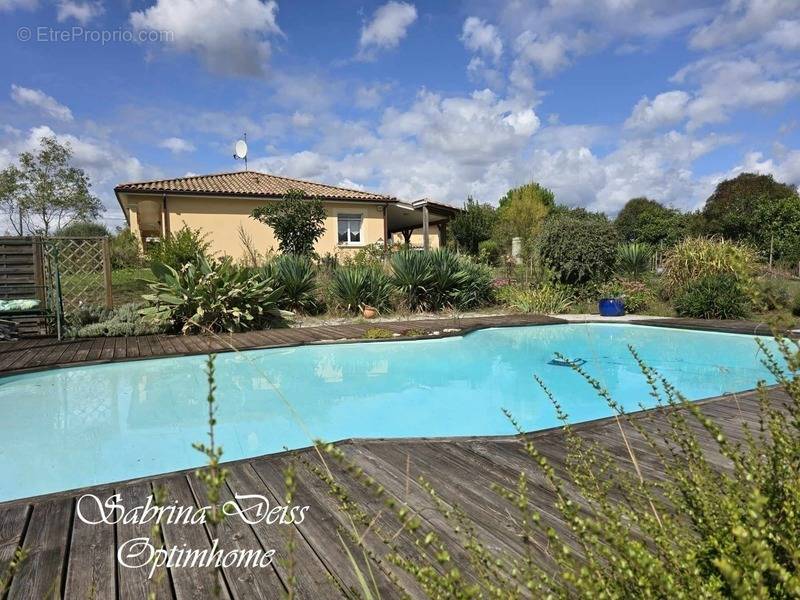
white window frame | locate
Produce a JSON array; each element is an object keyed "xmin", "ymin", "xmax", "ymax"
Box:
[{"xmin": 337, "ymin": 213, "xmax": 364, "ymax": 246}]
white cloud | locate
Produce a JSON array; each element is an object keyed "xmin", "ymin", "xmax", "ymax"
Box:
[
  {"xmin": 674, "ymin": 58, "xmax": 800, "ymax": 129},
  {"xmin": 57, "ymin": 0, "xmax": 104, "ymax": 24},
  {"xmin": 358, "ymin": 1, "xmax": 417, "ymax": 60},
  {"xmin": 514, "ymin": 31, "xmax": 572, "ymax": 74},
  {"xmin": 290, "ymin": 112, "xmax": 313, "ymax": 127},
  {"xmin": 10, "ymin": 84, "xmax": 73, "ymax": 121},
  {"xmin": 625, "ymin": 91, "xmax": 690, "ymax": 131},
  {"xmin": 690, "ymin": 0, "xmax": 799, "ymax": 50},
  {"xmin": 159, "ymin": 137, "xmax": 195, "ymax": 154},
  {"xmin": 130, "ymin": 0, "xmax": 282, "ymax": 76},
  {"xmin": 461, "ymin": 17, "xmax": 503, "ymax": 62},
  {"xmin": 764, "ymin": 19, "xmax": 800, "ymax": 50},
  {"xmin": 354, "ymin": 83, "xmax": 392, "ymax": 109},
  {"xmin": 0, "ymin": 0, "xmax": 36, "ymax": 11},
  {"xmin": 728, "ymin": 150, "xmax": 800, "ymax": 188}
]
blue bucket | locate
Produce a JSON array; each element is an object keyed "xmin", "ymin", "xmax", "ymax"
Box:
[{"xmin": 598, "ymin": 298, "xmax": 625, "ymax": 317}]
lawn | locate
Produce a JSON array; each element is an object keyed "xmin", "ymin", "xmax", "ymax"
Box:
[{"xmin": 111, "ymin": 267, "xmax": 154, "ymax": 306}]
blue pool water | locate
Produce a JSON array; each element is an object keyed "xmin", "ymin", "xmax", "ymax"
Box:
[{"xmin": 0, "ymin": 323, "xmax": 782, "ymax": 502}]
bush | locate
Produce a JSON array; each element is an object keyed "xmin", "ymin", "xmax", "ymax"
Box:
[
  {"xmin": 142, "ymin": 255, "xmax": 289, "ymax": 333},
  {"xmin": 110, "ymin": 228, "xmax": 144, "ymax": 269},
  {"xmin": 617, "ymin": 242, "xmax": 653, "ymax": 279},
  {"xmin": 599, "ymin": 278, "xmax": 656, "ymax": 314},
  {"xmin": 264, "ymin": 254, "xmax": 319, "ymax": 314},
  {"xmin": 453, "ymin": 258, "xmax": 495, "ymax": 309},
  {"xmin": 537, "ymin": 213, "xmax": 619, "ymax": 285},
  {"xmin": 498, "ymin": 283, "xmax": 573, "ymax": 314},
  {"xmin": 147, "ymin": 226, "xmax": 210, "ymax": 274},
  {"xmin": 755, "ymin": 277, "xmax": 791, "ymax": 311},
  {"xmin": 662, "ymin": 237, "xmax": 758, "ymax": 292},
  {"xmin": 449, "ymin": 198, "xmax": 497, "ymax": 255},
  {"xmin": 673, "ymin": 274, "xmax": 750, "ymax": 319},
  {"xmin": 363, "ymin": 327, "xmax": 394, "ymax": 339},
  {"xmin": 477, "ymin": 239, "xmax": 502, "ymax": 266},
  {"xmin": 792, "ymin": 291, "xmax": 800, "ymax": 317},
  {"xmin": 55, "ymin": 220, "xmax": 109, "ymax": 237},
  {"xmin": 329, "ymin": 266, "xmax": 393, "ymax": 314},
  {"xmin": 250, "ymin": 190, "xmax": 326, "ymax": 256},
  {"xmin": 70, "ymin": 303, "xmax": 166, "ymax": 337}
]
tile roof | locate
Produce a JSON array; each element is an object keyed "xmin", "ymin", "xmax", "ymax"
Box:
[{"xmin": 115, "ymin": 170, "xmax": 393, "ymax": 202}]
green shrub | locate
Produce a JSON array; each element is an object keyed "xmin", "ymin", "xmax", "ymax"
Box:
[
  {"xmin": 55, "ymin": 220, "xmax": 109, "ymax": 237},
  {"xmin": 147, "ymin": 226, "xmax": 210, "ymax": 275},
  {"xmin": 329, "ymin": 266, "xmax": 393, "ymax": 314},
  {"xmin": 537, "ymin": 213, "xmax": 619, "ymax": 285},
  {"xmin": 110, "ymin": 228, "xmax": 144, "ymax": 269},
  {"xmin": 617, "ymin": 242, "xmax": 653, "ymax": 279},
  {"xmin": 390, "ymin": 250, "xmax": 434, "ymax": 311},
  {"xmin": 755, "ymin": 277, "xmax": 791, "ymax": 311},
  {"xmin": 792, "ymin": 291, "xmax": 800, "ymax": 317},
  {"xmin": 498, "ymin": 283, "xmax": 573, "ymax": 314},
  {"xmin": 71, "ymin": 303, "xmax": 166, "ymax": 337},
  {"xmin": 453, "ymin": 258, "xmax": 495, "ymax": 309},
  {"xmin": 142, "ymin": 255, "xmax": 289, "ymax": 333},
  {"xmin": 600, "ymin": 278, "xmax": 656, "ymax": 314},
  {"xmin": 66, "ymin": 304, "xmax": 109, "ymax": 329},
  {"xmin": 264, "ymin": 254, "xmax": 319, "ymax": 314},
  {"xmin": 477, "ymin": 239, "xmax": 502, "ymax": 266},
  {"xmin": 662, "ymin": 237, "xmax": 758, "ymax": 292},
  {"xmin": 673, "ymin": 274, "xmax": 750, "ymax": 319}
]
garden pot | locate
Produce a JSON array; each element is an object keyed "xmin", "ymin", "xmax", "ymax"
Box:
[
  {"xmin": 598, "ymin": 297, "xmax": 625, "ymax": 317},
  {"xmin": 362, "ymin": 306, "xmax": 378, "ymax": 319}
]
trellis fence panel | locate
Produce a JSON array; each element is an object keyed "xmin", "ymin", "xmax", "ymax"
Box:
[{"xmin": 48, "ymin": 237, "xmax": 112, "ymax": 313}]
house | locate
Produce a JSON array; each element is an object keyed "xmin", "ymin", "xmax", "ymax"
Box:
[{"xmin": 114, "ymin": 171, "xmax": 460, "ymax": 259}]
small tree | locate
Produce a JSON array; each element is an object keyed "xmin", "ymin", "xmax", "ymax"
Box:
[
  {"xmin": 251, "ymin": 189, "xmax": 326, "ymax": 256},
  {"xmin": 615, "ymin": 197, "xmax": 687, "ymax": 247},
  {"xmin": 12, "ymin": 136, "xmax": 102, "ymax": 235},
  {"xmin": 449, "ymin": 197, "xmax": 497, "ymax": 255},
  {"xmin": 55, "ymin": 220, "xmax": 110, "ymax": 237},
  {"xmin": 494, "ymin": 182, "xmax": 554, "ymax": 248}
]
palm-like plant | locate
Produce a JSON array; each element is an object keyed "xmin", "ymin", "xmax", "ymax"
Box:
[
  {"xmin": 617, "ymin": 242, "xmax": 653, "ymax": 279},
  {"xmin": 329, "ymin": 266, "xmax": 393, "ymax": 314},
  {"xmin": 263, "ymin": 254, "xmax": 319, "ymax": 314},
  {"xmin": 390, "ymin": 250, "xmax": 434, "ymax": 311}
]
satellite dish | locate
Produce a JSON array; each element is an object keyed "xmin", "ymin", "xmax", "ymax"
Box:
[{"xmin": 234, "ymin": 139, "xmax": 248, "ymax": 159}]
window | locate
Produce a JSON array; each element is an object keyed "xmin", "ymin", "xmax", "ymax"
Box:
[{"xmin": 337, "ymin": 214, "xmax": 362, "ymax": 244}]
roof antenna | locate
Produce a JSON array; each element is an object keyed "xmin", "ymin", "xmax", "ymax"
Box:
[{"xmin": 233, "ymin": 133, "xmax": 248, "ymax": 171}]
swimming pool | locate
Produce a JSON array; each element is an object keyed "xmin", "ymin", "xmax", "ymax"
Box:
[{"xmin": 0, "ymin": 323, "xmax": 781, "ymax": 502}]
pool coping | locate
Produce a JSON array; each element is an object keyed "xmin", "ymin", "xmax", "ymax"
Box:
[{"xmin": 0, "ymin": 383, "xmax": 781, "ymax": 509}]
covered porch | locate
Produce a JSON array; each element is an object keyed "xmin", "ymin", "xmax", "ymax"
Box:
[{"xmin": 385, "ymin": 199, "xmax": 461, "ymax": 250}]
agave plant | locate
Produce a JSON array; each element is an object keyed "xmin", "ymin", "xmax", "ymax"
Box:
[
  {"xmin": 263, "ymin": 253, "xmax": 319, "ymax": 314},
  {"xmin": 329, "ymin": 265, "xmax": 393, "ymax": 314},
  {"xmin": 617, "ymin": 242, "xmax": 653, "ymax": 279},
  {"xmin": 141, "ymin": 255, "xmax": 290, "ymax": 333}
]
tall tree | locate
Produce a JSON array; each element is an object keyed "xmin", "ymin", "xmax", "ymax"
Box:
[
  {"xmin": 12, "ymin": 136, "xmax": 102, "ymax": 235},
  {"xmin": 0, "ymin": 165, "xmax": 23, "ymax": 235},
  {"xmin": 449, "ymin": 197, "xmax": 497, "ymax": 255},
  {"xmin": 615, "ymin": 197, "xmax": 687, "ymax": 247},
  {"xmin": 494, "ymin": 182, "xmax": 554, "ymax": 247},
  {"xmin": 702, "ymin": 172, "xmax": 797, "ymax": 240}
]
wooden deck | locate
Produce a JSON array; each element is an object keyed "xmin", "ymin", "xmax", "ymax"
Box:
[
  {"xmin": 0, "ymin": 387, "xmax": 788, "ymax": 599},
  {"xmin": 0, "ymin": 314, "xmax": 565, "ymax": 376}
]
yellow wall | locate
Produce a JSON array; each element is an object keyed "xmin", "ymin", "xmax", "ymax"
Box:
[{"xmin": 121, "ymin": 193, "xmax": 388, "ymax": 260}]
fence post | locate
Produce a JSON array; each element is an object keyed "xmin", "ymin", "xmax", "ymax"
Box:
[{"xmin": 103, "ymin": 237, "xmax": 113, "ymax": 309}]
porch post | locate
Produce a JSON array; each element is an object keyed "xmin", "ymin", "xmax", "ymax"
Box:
[
  {"xmin": 422, "ymin": 205, "xmax": 429, "ymax": 251},
  {"xmin": 382, "ymin": 203, "xmax": 389, "ymax": 250}
]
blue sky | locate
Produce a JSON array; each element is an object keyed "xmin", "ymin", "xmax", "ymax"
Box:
[{"xmin": 1, "ymin": 0, "xmax": 799, "ymax": 229}]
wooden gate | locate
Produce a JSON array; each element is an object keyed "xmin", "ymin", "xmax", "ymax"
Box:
[{"xmin": 49, "ymin": 237, "xmax": 113, "ymax": 313}]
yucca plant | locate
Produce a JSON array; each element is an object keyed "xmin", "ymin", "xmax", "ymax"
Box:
[
  {"xmin": 427, "ymin": 249, "xmax": 470, "ymax": 310},
  {"xmin": 617, "ymin": 242, "xmax": 653, "ymax": 279},
  {"xmin": 329, "ymin": 265, "xmax": 393, "ymax": 314},
  {"xmin": 454, "ymin": 258, "xmax": 495, "ymax": 309},
  {"xmin": 263, "ymin": 253, "xmax": 319, "ymax": 314},
  {"xmin": 390, "ymin": 250, "xmax": 434, "ymax": 311},
  {"xmin": 142, "ymin": 255, "xmax": 290, "ymax": 333}
]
